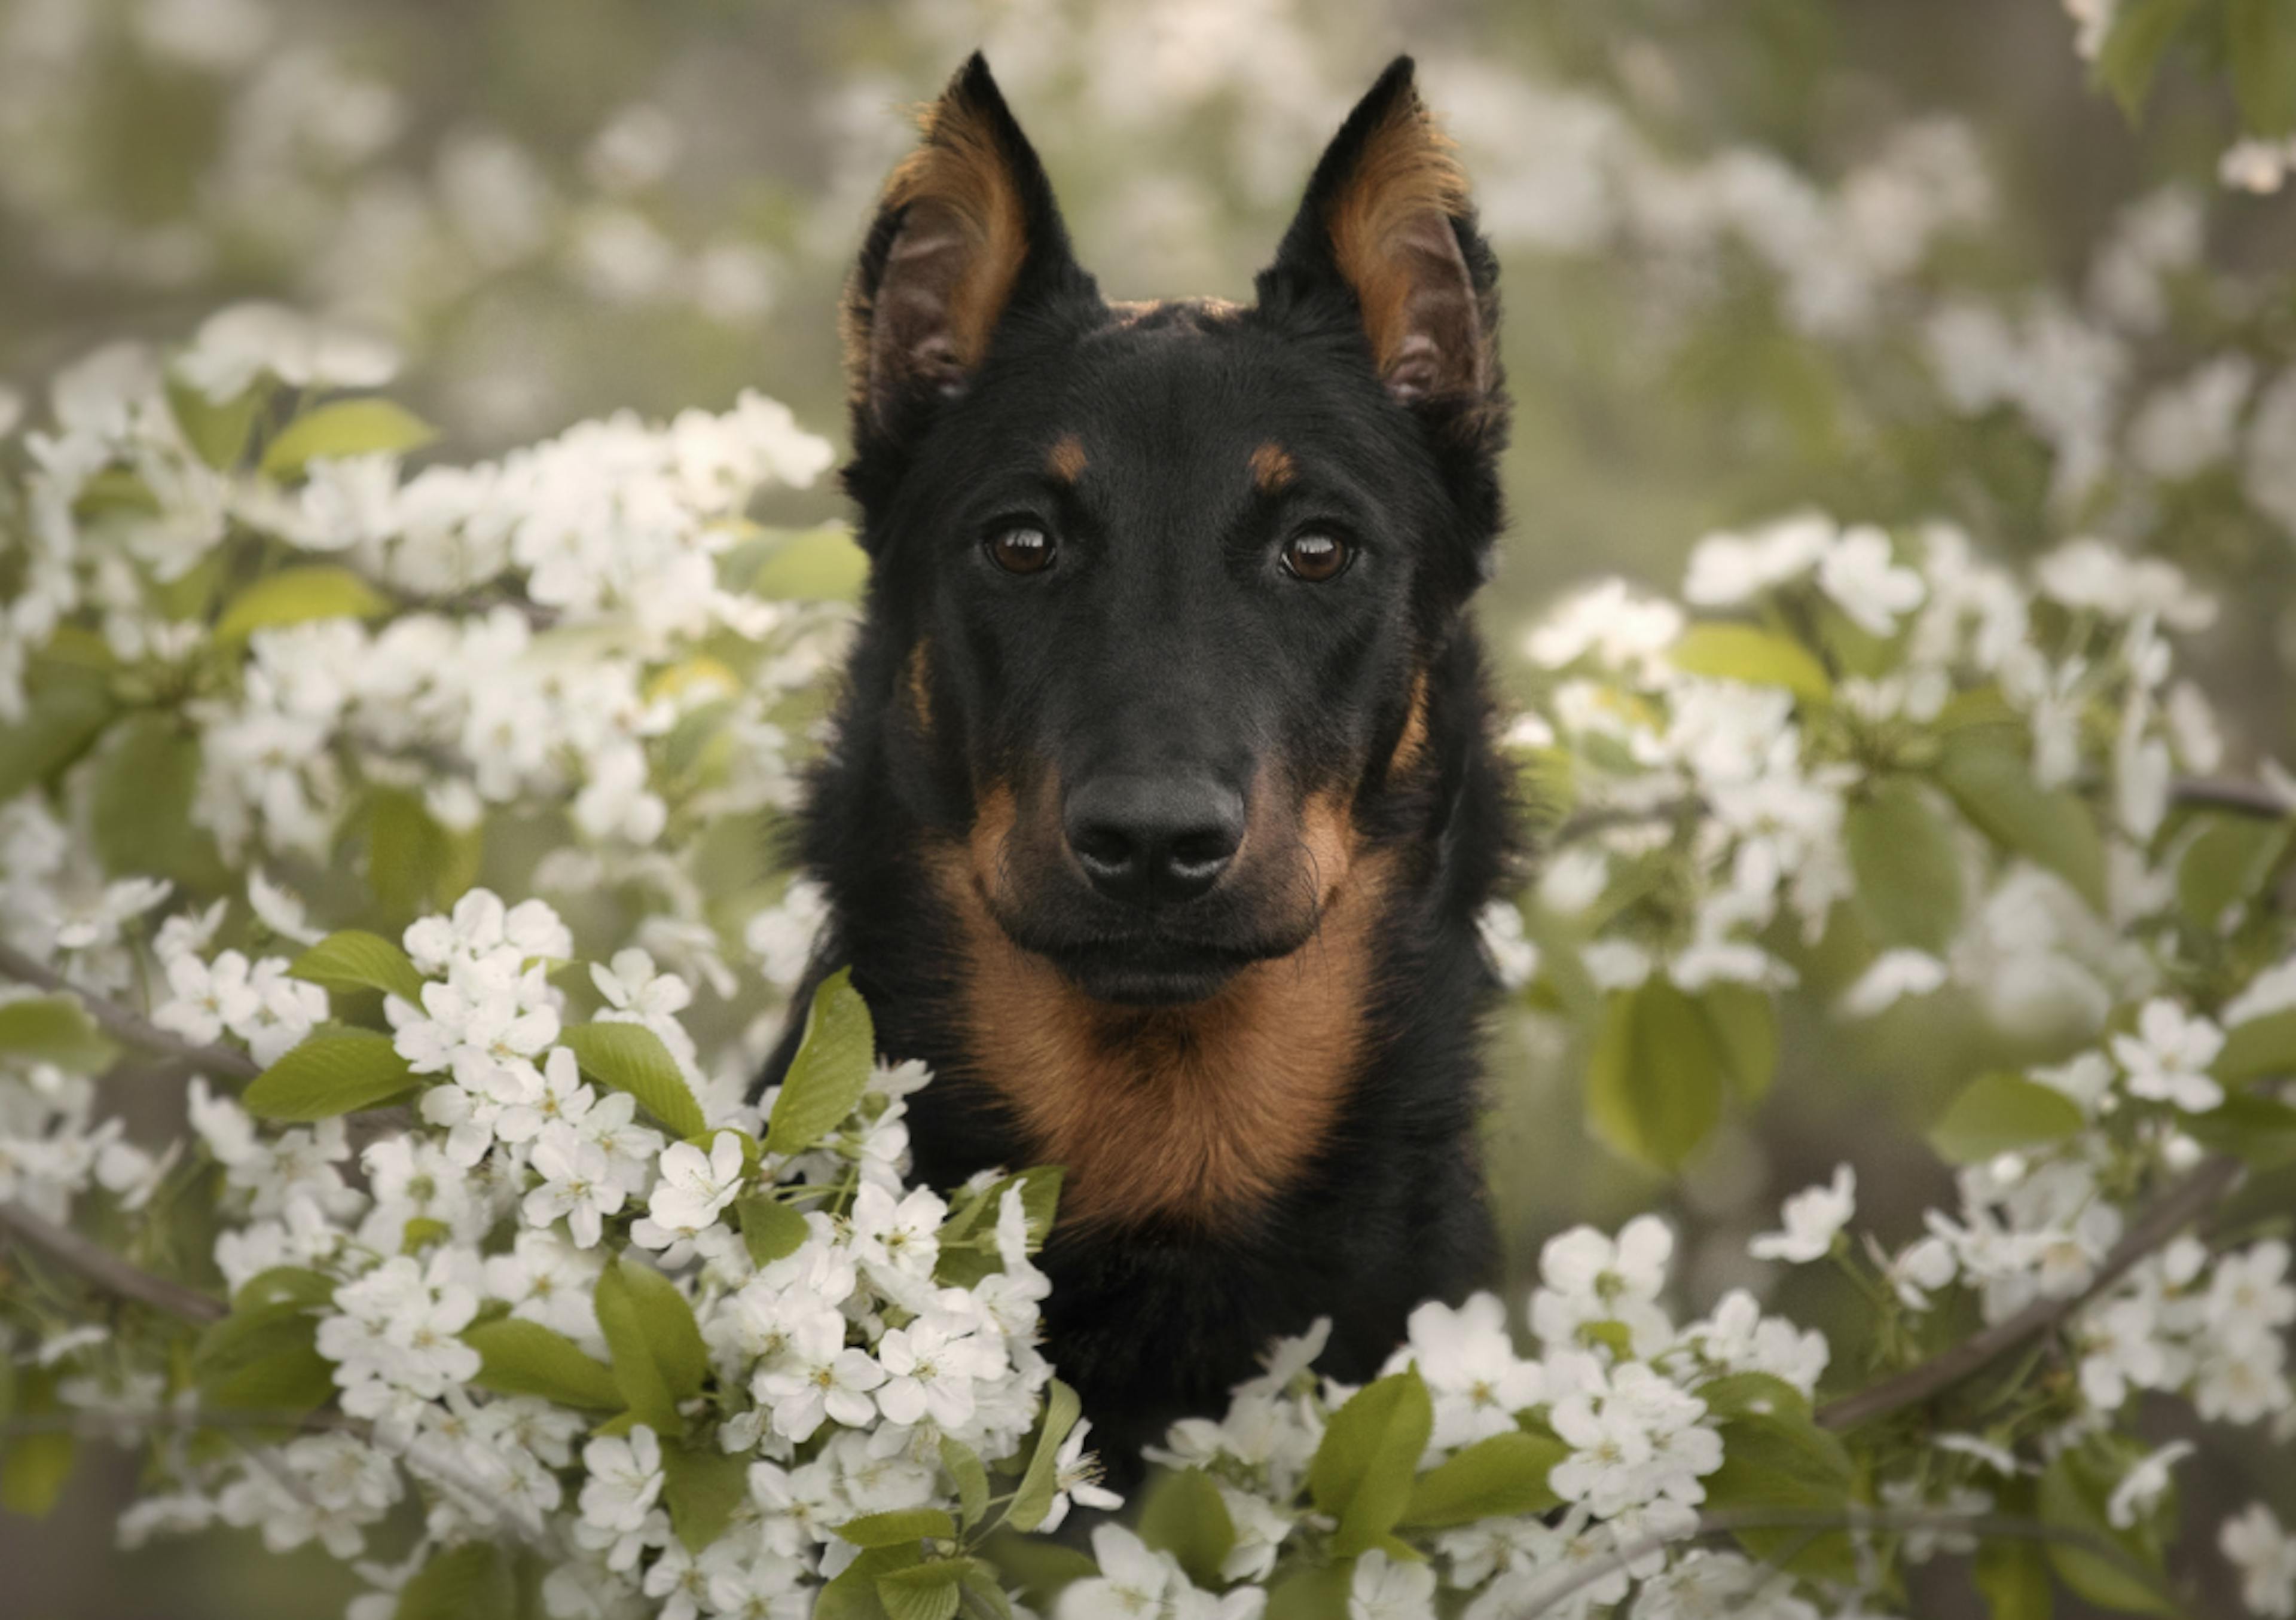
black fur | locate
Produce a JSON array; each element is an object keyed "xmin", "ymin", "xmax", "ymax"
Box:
[{"xmin": 761, "ymin": 54, "xmax": 1518, "ymax": 1472}]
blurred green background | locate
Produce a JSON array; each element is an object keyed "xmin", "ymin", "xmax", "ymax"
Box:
[{"xmin": 5, "ymin": 0, "xmax": 2293, "ymax": 1612}]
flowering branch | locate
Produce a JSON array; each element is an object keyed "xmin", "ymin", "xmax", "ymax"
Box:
[
  {"xmin": 1815, "ymin": 1153, "xmax": 2244, "ymax": 1433},
  {"xmin": 0, "ymin": 941, "xmax": 260, "ymax": 1081},
  {"xmin": 1511, "ymin": 1505, "xmax": 2190, "ymax": 1619},
  {"xmin": 0, "ymin": 1198, "xmax": 227, "ymax": 1323}
]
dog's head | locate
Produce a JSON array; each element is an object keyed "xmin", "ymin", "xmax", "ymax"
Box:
[{"xmin": 839, "ymin": 55, "xmax": 1507, "ymax": 1007}]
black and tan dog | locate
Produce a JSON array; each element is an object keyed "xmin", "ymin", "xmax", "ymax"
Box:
[{"xmin": 764, "ymin": 53, "xmax": 1516, "ymax": 1468}]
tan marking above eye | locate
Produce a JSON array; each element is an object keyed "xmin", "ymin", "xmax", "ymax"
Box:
[
  {"xmin": 1249, "ymin": 441, "xmax": 1296, "ymax": 493},
  {"xmin": 1045, "ymin": 433, "xmax": 1087, "ymax": 483}
]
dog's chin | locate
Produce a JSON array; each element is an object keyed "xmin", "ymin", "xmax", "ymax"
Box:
[{"xmin": 1047, "ymin": 949, "xmax": 1248, "ymax": 1007}]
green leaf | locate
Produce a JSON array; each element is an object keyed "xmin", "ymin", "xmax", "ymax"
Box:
[
  {"xmin": 960, "ymin": 1567, "xmax": 1015, "ymax": 1620},
  {"xmin": 2038, "ymin": 1447, "xmax": 2174, "ymax": 1615},
  {"xmin": 288, "ymin": 929, "xmax": 428, "ymax": 1004},
  {"xmin": 1585, "ymin": 980, "xmax": 1727, "ymax": 1172},
  {"xmin": 564, "ymin": 1022, "xmax": 707, "ymax": 1139},
  {"xmin": 1667, "ymin": 623, "xmax": 1832, "ymax": 703},
  {"xmin": 364, "ymin": 787, "xmax": 483, "ymax": 920},
  {"xmin": 1307, "ymin": 1368, "xmax": 1433, "ymax": 1557},
  {"xmin": 751, "ymin": 524, "xmax": 870, "ymax": 602},
  {"xmin": 262, "ymin": 398, "xmax": 438, "ymax": 478},
  {"xmin": 2182, "ymin": 1089, "xmax": 2296, "ymax": 1167},
  {"xmin": 738, "ymin": 1194, "xmax": 811, "ymax": 1267},
  {"xmin": 1264, "ymin": 1563, "xmax": 1355, "ymax": 1620},
  {"xmin": 1702, "ymin": 1411, "xmax": 1857, "ymax": 1581},
  {"xmin": 1931, "ymin": 1072, "xmax": 2087, "ymax": 1164},
  {"xmin": 1698, "ymin": 983, "xmax": 1778, "ymax": 1103},
  {"xmin": 464, "ymin": 1318, "xmax": 621, "ymax": 1409},
  {"xmin": 878, "ymin": 1561, "xmax": 967, "ymax": 1620},
  {"xmin": 1138, "ymin": 1469, "xmax": 1236, "ymax": 1590},
  {"xmin": 1696, "ymin": 1371, "xmax": 1813, "ymax": 1421},
  {"xmin": 91, "ymin": 711, "xmax": 228, "ymax": 892},
  {"xmin": 231, "ymin": 1266, "xmax": 337, "ymax": 1311},
  {"xmin": 593, "ymin": 1255, "xmax": 707, "ymax": 1435},
  {"xmin": 0, "ymin": 995, "xmax": 117, "ymax": 1072},
  {"xmin": 941, "ymin": 1436, "xmax": 990, "ymax": 1529},
  {"xmin": 664, "ymin": 1442, "xmax": 751, "ymax": 1554},
  {"xmin": 193, "ymin": 1300, "xmax": 335, "ymax": 1414},
  {"xmin": 2177, "ymin": 814, "xmax": 2292, "ymax": 932},
  {"xmin": 395, "ymin": 1542, "xmax": 514, "ymax": 1620},
  {"xmin": 838, "ymin": 1508, "xmax": 958, "ymax": 1548},
  {"xmin": 242, "ymin": 1028, "xmax": 416, "ymax": 1121},
  {"xmin": 1935, "ymin": 739, "xmax": 2108, "ymax": 912},
  {"xmin": 0, "ymin": 670, "xmax": 113, "ymax": 801},
  {"xmin": 168, "ymin": 378, "xmax": 263, "ymax": 470},
  {"xmin": 1846, "ymin": 779, "xmax": 1965, "ymax": 952},
  {"xmin": 1003, "ymin": 1380, "xmax": 1082, "ymax": 1534},
  {"xmin": 766, "ymin": 968, "xmax": 875, "ymax": 1156},
  {"xmin": 213, "ymin": 566, "xmax": 394, "ymax": 642},
  {"xmin": 2216, "ymin": 1007, "xmax": 2296, "ymax": 1083},
  {"xmin": 1397, "ymin": 1431, "xmax": 1567, "ymax": 1528},
  {"xmin": 1975, "ymin": 1490, "xmax": 2056, "ymax": 1620},
  {"xmin": 2228, "ymin": 0, "xmax": 2296, "ymax": 136},
  {"xmin": 978, "ymin": 1531, "xmax": 1097, "ymax": 1607},
  {"xmin": 2097, "ymin": 0, "xmax": 2199, "ymax": 119},
  {"xmin": 0, "ymin": 1368, "xmax": 75, "ymax": 1518}
]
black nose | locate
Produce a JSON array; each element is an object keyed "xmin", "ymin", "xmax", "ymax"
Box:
[{"xmin": 1063, "ymin": 775, "xmax": 1245, "ymax": 907}]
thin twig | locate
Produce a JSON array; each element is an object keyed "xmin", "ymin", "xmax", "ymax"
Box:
[
  {"xmin": 0, "ymin": 1199, "xmax": 226, "ymax": 1323},
  {"xmin": 0, "ymin": 941, "xmax": 259, "ymax": 1080},
  {"xmin": 1510, "ymin": 1505, "xmax": 2188, "ymax": 1619},
  {"xmin": 1550, "ymin": 775, "xmax": 2289, "ymax": 847},
  {"xmin": 1815, "ymin": 1153, "xmax": 2243, "ymax": 1432}
]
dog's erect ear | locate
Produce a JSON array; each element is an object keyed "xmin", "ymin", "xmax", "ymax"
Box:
[
  {"xmin": 1258, "ymin": 58, "xmax": 1498, "ymax": 411},
  {"xmin": 842, "ymin": 55, "xmax": 1084, "ymax": 445}
]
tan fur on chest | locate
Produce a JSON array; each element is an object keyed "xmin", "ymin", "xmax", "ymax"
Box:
[{"xmin": 936, "ymin": 794, "xmax": 1385, "ymax": 1230}]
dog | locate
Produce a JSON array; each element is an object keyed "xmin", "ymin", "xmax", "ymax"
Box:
[{"xmin": 763, "ymin": 52, "xmax": 1516, "ymax": 1472}]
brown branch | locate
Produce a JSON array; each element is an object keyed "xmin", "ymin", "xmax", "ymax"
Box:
[
  {"xmin": 0, "ymin": 1199, "xmax": 226, "ymax": 1323},
  {"xmin": 1552, "ymin": 776, "xmax": 2288, "ymax": 848},
  {"xmin": 0, "ymin": 941, "xmax": 259, "ymax": 1080},
  {"xmin": 1815, "ymin": 1153, "xmax": 2243, "ymax": 1432}
]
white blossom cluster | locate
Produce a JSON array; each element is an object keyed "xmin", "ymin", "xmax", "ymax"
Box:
[
  {"xmin": 81, "ymin": 888, "xmax": 1094, "ymax": 1620},
  {"xmin": 4, "ymin": 307, "xmax": 2295, "ymax": 1616}
]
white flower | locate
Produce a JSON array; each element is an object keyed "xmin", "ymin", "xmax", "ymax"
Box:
[
  {"xmin": 2106, "ymin": 1439, "xmax": 2194, "ymax": 1530},
  {"xmin": 1039, "ymin": 1418, "xmax": 1125, "ymax": 1533},
  {"xmin": 850, "ymin": 1182, "xmax": 946, "ymax": 1282},
  {"xmin": 1837, "ymin": 949, "xmax": 1947, "ymax": 1017},
  {"xmin": 1349, "ymin": 1549, "xmax": 1437, "ymax": 1620},
  {"xmin": 643, "ymin": 1130, "xmax": 746, "ymax": 1237},
  {"xmin": 2209, "ymin": 1241, "xmax": 2296, "ymax": 1347},
  {"xmin": 1475, "ymin": 901, "xmax": 1540, "ymax": 991},
  {"xmin": 2222, "ymin": 1502, "xmax": 2296, "ymax": 1618},
  {"xmin": 1525, "ymin": 579, "xmax": 1684, "ymax": 672},
  {"xmin": 579, "ymin": 1426, "xmax": 665, "ymax": 1534},
  {"xmin": 2109, "ymin": 999, "xmax": 2225, "ymax": 1112},
  {"xmin": 1530, "ymin": 1216, "xmax": 1675, "ymax": 1356},
  {"xmin": 524, "ymin": 1122, "xmax": 628, "ymax": 1248},
  {"xmin": 874, "ymin": 1308, "xmax": 999, "ymax": 1431},
  {"xmin": 752, "ymin": 1310, "xmax": 885, "ymax": 1444},
  {"xmin": 1750, "ymin": 1164, "xmax": 1855, "ymax": 1263},
  {"xmin": 1384, "ymin": 1294, "xmax": 1546, "ymax": 1451},
  {"xmin": 1816, "ymin": 525, "xmax": 1925, "ymax": 635},
  {"xmin": 1683, "ymin": 512, "xmax": 1833, "ymax": 606},
  {"xmin": 1545, "ymin": 1355, "xmax": 1722, "ymax": 1517}
]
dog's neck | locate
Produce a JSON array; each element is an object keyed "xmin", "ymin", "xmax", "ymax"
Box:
[{"xmin": 924, "ymin": 842, "xmax": 1405, "ymax": 1230}]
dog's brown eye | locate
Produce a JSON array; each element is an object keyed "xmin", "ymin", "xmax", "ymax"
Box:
[
  {"xmin": 988, "ymin": 525, "xmax": 1054, "ymax": 574},
  {"xmin": 1282, "ymin": 531, "xmax": 1349, "ymax": 582}
]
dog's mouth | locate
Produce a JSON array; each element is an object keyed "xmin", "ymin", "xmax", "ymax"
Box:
[{"xmin": 979, "ymin": 893, "xmax": 1322, "ymax": 1007}]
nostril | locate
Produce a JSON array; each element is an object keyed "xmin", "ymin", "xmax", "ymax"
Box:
[
  {"xmin": 1166, "ymin": 828, "xmax": 1239, "ymax": 875},
  {"xmin": 1070, "ymin": 824, "xmax": 1137, "ymax": 875},
  {"xmin": 1064, "ymin": 775, "xmax": 1245, "ymax": 906}
]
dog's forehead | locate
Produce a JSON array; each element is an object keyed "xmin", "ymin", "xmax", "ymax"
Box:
[{"xmin": 1021, "ymin": 302, "xmax": 1377, "ymax": 484}]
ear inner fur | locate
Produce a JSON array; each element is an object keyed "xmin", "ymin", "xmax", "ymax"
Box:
[
  {"xmin": 1323, "ymin": 81, "xmax": 1488, "ymax": 401},
  {"xmin": 852, "ymin": 77, "xmax": 1031, "ymax": 418},
  {"xmin": 945, "ymin": 787, "xmax": 1381, "ymax": 1229}
]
